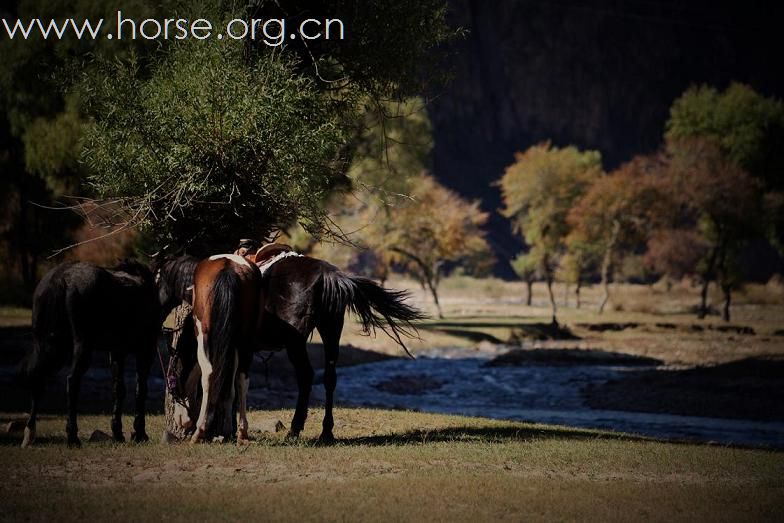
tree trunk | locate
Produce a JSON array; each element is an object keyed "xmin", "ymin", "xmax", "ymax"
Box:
[
  {"xmin": 426, "ymin": 277, "xmax": 444, "ymax": 319},
  {"xmin": 17, "ymin": 181, "xmax": 33, "ymax": 290},
  {"xmin": 525, "ymin": 279, "xmax": 533, "ymax": 306},
  {"xmin": 598, "ymin": 220, "xmax": 621, "ymax": 314},
  {"xmin": 546, "ymin": 274, "xmax": 557, "ymax": 325},
  {"xmin": 575, "ymin": 282, "xmax": 581, "ymax": 309},
  {"xmin": 698, "ymin": 279, "xmax": 711, "ymax": 319},
  {"xmin": 722, "ymin": 285, "xmax": 731, "ymax": 322},
  {"xmin": 563, "ymin": 283, "xmax": 569, "ymax": 307},
  {"xmin": 698, "ymin": 241, "xmax": 721, "ymax": 319}
]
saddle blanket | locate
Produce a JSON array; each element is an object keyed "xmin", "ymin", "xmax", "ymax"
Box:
[{"xmin": 257, "ymin": 250, "xmax": 302, "ymax": 275}]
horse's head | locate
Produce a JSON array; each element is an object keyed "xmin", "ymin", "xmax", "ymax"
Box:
[{"xmin": 152, "ymin": 255, "xmax": 199, "ymax": 319}]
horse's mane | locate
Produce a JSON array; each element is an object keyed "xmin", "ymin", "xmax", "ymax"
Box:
[
  {"xmin": 154, "ymin": 255, "xmax": 200, "ymax": 302},
  {"xmin": 111, "ymin": 259, "xmax": 154, "ymax": 282}
]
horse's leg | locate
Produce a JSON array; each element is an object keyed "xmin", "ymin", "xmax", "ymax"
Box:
[
  {"xmin": 192, "ymin": 317, "xmax": 212, "ymax": 443},
  {"xmin": 286, "ymin": 338, "xmax": 313, "ymax": 440},
  {"xmin": 22, "ymin": 380, "xmax": 43, "ymax": 448},
  {"xmin": 317, "ymin": 316, "xmax": 343, "ymax": 443},
  {"xmin": 109, "ymin": 351, "xmax": 126, "ymax": 442},
  {"xmin": 65, "ymin": 343, "xmax": 90, "ymax": 447},
  {"xmin": 235, "ymin": 349, "xmax": 252, "ymax": 444},
  {"xmin": 131, "ymin": 346, "xmax": 153, "ymax": 443}
]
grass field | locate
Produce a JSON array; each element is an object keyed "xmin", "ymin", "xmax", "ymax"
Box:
[
  {"xmin": 329, "ymin": 277, "xmax": 784, "ymax": 366},
  {"xmin": 1, "ymin": 408, "xmax": 783, "ymax": 522},
  {"xmin": 1, "ymin": 277, "xmax": 783, "ymax": 521}
]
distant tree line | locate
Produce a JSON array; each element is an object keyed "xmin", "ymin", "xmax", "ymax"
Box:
[{"xmin": 498, "ymin": 83, "xmax": 784, "ymax": 323}]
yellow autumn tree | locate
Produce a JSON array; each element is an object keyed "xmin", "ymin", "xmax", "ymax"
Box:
[
  {"xmin": 367, "ymin": 173, "xmax": 493, "ymax": 318},
  {"xmin": 498, "ymin": 142, "xmax": 603, "ymax": 323}
]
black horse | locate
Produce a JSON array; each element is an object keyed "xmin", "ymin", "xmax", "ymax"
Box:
[
  {"xmin": 20, "ymin": 261, "xmax": 161, "ymax": 447},
  {"xmin": 155, "ymin": 248, "xmax": 424, "ymax": 442}
]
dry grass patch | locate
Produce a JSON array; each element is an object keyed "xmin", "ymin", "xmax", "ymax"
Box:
[{"xmin": 0, "ymin": 409, "xmax": 782, "ymax": 522}]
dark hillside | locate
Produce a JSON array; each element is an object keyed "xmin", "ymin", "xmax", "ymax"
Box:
[{"xmin": 428, "ymin": 0, "xmax": 784, "ymax": 275}]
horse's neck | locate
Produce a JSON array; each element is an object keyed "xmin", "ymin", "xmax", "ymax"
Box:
[{"xmin": 108, "ymin": 270, "xmax": 146, "ymax": 287}]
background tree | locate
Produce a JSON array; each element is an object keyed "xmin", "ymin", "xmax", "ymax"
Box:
[
  {"xmin": 0, "ymin": 0, "xmax": 184, "ymax": 301},
  {"xmin": 666, "ymin": 83, "xmax": 784, "ymax": 261},
  {"xmin": 368, "ymin": 173, "xmax": 492, "ymax": 318},
  {"xmin": 643, "ymin": 229, "xmax": 709, "ymax": 290},
  {"xmin": 557, "ymin": 240, "xmax": 593, "ymax": 309},
  {"xmin": 302, "ymin": 97, "xmax": 435, "ymax": 277},
  {"xmin": 566, "ymin": 155, "xmax": 663, "ymax": 313},
  {"xmin": 511, "ymin": 253, "xmax": 540, "ymax": 306},
  {"xmin": 499, "ymin": 142, "xmax": 603, "ymax": 323},
  {"xmin": 660, "ymin": 138, "xmax": 762, "ymax": 321}
]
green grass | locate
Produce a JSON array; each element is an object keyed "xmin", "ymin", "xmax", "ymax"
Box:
[{"xmin": 1, "ymin": 409, "xmax": 782, "ymax": 522}]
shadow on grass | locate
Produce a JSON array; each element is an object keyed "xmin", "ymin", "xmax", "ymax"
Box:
[
  {"xmin": 417, "ymin": 321, "xmax": 580, "ymax": 343},
  {"xmin": 333, "ymin": 424, "xmax": 651, "ymax": 446},
  {"xmin": 421, "ymin": 328, "xmax": 504, "ymax": 344}
]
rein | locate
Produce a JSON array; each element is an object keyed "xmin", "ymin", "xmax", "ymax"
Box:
[
  {"xmin": 161, "ymin": 302, "xmax": 194, "ymax": 403},
  {"xmin": 253, "ymin": 351, "xmax": 276, "ymax": 386}
]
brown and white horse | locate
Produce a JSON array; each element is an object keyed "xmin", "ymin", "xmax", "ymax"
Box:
[
  {"xmin": 189, "ymin": 254, "xmax": 260, "ymax": 442},
  {"xmin": 156, "ymin": 245, "xmax": 424, "ymax": 443}
]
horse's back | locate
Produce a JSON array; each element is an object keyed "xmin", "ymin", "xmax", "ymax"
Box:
[
  {"xmin": 259, "ymin": 255, "xmax": 332, "ymax": 335},
  {"xmin": 33, "ymin": 261, "xmax": 158, "ymax": 351}
]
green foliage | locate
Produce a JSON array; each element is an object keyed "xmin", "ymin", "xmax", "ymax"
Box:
[
  {"xmin": 248, "ymin": 0, "xmax": 456, "ymax": 99},
  {"xmin": 511, "ymin": 251, "xmax": 541, "ymax": 282},
  {"xmin": 348, "ymin": 98, "xmax": 433, "ymax": 197},
  {"xmin": 499, "ymin": 142, "xmax": 603, "ymax": 279},
  {"xmin": 81, "ymin": 38, "xmax": 348, "ymax": 250},
  {"xmin": 666, "ymin": 82, "xmax": 784, "ymax": 190}
]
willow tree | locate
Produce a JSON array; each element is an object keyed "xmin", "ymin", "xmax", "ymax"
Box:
[
  {"xmin": 498, "ymin": 142, "xmax": 603, "ymax": 324},
  {"xmin": 78, "ymin": 1, "xmax": 453, "ymax": 253}
]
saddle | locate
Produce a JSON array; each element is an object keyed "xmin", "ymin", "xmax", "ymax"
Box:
[{"xmin": 253, "ymin": 243, "xmax": 294, "ymax": 266}]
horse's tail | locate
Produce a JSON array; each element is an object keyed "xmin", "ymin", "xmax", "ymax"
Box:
[
  {"xmin": 320, "ymin": 268, "xmax": 425, "ymax": 359},
  {"xmin": 206, "ymin": 267, "xmax": 240, "ymax": 407},
  {"xmin": 20, "ymin": 276, "xmax": 63, "ymax": 385}
]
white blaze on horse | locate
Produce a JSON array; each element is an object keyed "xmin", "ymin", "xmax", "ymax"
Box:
[{"xmin": 189, "ymin": 253, "xmax": 260, "ymax": 443}]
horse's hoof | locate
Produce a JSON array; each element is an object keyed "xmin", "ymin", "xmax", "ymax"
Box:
[
  {"xmin": 318, "ymin": 432, "xmax": 336, "ymax": 445},
  {"xmin": 285, "ymin": 431, "xmax": 300, "ymax": 442},
  {"xmin": 112, "ymin": 432, "xmax": 126, "ymax": 443},
  {"xmin": 67, "ymin": 438, "xmax": 82, "ymax": 448},
  {"xmin": 236, "ymin": 428, "xmax": 250, "ymax": 445},
  {"xmin": 190, "ymin": 429, "xmax": 206, "ymax": 444},
  {"xmin": 131, "ymin": 432, "xmax": 149, "ymax": 443},
  {"xmin": 21, "ymin": 427, "xmax": 35, "ymax": 448}
]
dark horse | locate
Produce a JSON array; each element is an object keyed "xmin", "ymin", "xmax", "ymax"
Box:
[
  {"xmin": 20, "ymin": 261, "xmax": 160, "ymax": 447},
  {"xmin": 155, "ymin": 246, "xmax": 423, "ymax": 443}
]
